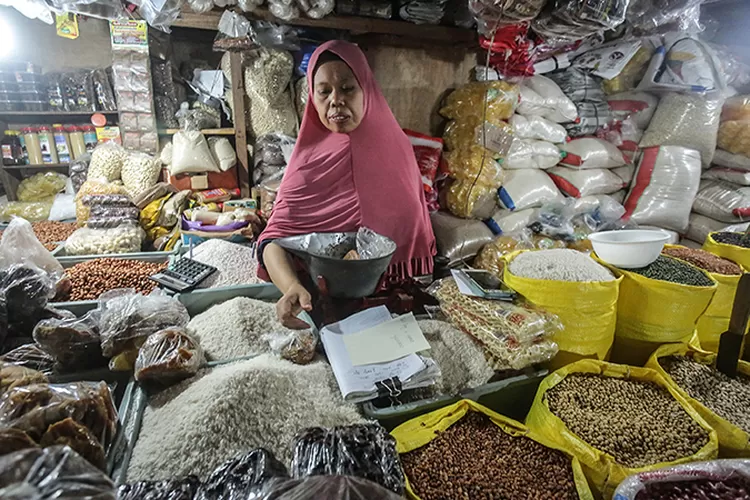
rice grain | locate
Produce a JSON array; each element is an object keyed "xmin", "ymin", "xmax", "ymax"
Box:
[
  {"xmin": 189, "ymin": 239, "xmax": 263, "ymax": 289},
  {"xmin": 509, "ymin": 249, "xmax": 615, "ymax": 282},
  {"xmin": 126, "ymin": 355, "xmax": 364, "ymax": 482}
]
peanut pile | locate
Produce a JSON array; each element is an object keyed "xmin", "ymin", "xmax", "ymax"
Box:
[
  {"xmin": 546, "ymin": 373, "xmax": 709, "ymax": 468},
  {"xmin": 662, "ymin": 247, "xmax": 741, "ymax": 275},
  {"xmin": 0, "ymin": 221, "xmax": 77, "ymax": 247},
  {"xmin": 59, "ymin": 258, "xmax": 166, "ymax": 301},
  {"xmin": 662, "ymin": 355, "xmax": 750, "ymax": 434},
  {"xmin": 401, "ymin": 412, "xmax": 579, "ymax": 500}
]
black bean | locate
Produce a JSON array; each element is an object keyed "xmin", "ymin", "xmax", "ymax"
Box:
[
  {"xmin": 712, "ymin": 232, "xmax": 750, "ymax": 249},
  {"xmin": 627, "ymin": 256, "xmax": 715, "ymax": 287}
]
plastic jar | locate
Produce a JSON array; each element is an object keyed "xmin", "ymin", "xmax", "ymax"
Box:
[
  {"xmin": 22, "ymin": 127, "xmax": 43, "ymax": 165},
  {"xmin": 52, "ymin": 124, "xmax": 72, "ymax": 163},
  {"xmin": 1, "ymin": 131, "xmax": 22, "ymax": 166},
  {"xmin": 37, "ymin": 126, "xmax": 59, "ymax": 164},
  {"xmin": 82, "ymin": 125, "xmax": 98, "ymax": 153},
  {"xmin": 68, "ymin": 125, "xmax": 86, "ymax": 160},
  {"xmin": 17, "ymin": 129, "xmax": 28, "ymax": 164}
]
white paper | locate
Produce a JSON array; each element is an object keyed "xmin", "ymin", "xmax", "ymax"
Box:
[
  {"xmin": 320, "ymin": 306, "xmax": 427, "ymax": 402},
  {"xmin": 192, "ymin": 70, "xmax": 225, "ymax": 99},
  {"xmin": 451, "ymin": 269, "xmax": 482, "ymax": 297},
  {"xmin": 343, "ymin": 313, "xmax": 430, "ymax": 366}
]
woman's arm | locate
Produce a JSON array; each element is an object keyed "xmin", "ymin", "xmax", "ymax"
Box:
[{"xmin": 263, "ymin": 242, "xmax": 313, "ymax": 329}]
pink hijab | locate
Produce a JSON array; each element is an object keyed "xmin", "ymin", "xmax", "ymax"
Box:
[{"xmin": 258, "ymin": 41, "xmax": 436, "ymax": 280}]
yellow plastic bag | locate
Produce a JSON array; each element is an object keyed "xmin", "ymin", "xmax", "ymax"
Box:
[
  {"xmin": 0, "ymin": 199, "xmax": 54, "ymax": 222},
  {"xmin": 440, "ymin": 81, "xmax": 519, "ymax": 124},
  {"xmin": 595, "ymin": 255, "xmax": 717, "ymax": 366},
  {"xmin": 704, "ymin": 232, "xmax": 750, "ymax": 271},
  {"xmin": 646, "ymin": 343, "xmax": 750, "ymax": 458},
  {"xmin": 391, "ymin": 399, "xmax": 594, "ymax": 500},
  {"xmin": 504, "ymin": 250, "xmax": 621, "ymax": 368},
  {"xmin": 526, "ymin": 359, "xmax": 719, "ymax": 499},
  {"xmin": 717, "ymin": 120, "xmax": 750, "ymax": 157},
  {"xmin": 17, "ymin": 172, "xmax": 67, "ymax": 202}
]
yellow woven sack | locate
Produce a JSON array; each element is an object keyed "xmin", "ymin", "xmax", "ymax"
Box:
[
  {"xmin": 704, "ymin": 232, "xmax": 750, "ymax": 271},
  {"xmin": 525, "ymin": 359, "xmax": 719, "ymax": 499},
  {"xmin": 646, "ymin": 343, "xmax": 750, "ymax": 458},
  {"xmin": 391, "ymin": 399, "xmax": 594, "ymax": 500},
  {"xmin": 595, "ymin": 255, "xmax": 717, "ymax": 366},
  {"xmin": 504, "ymin": 250, "xmax": 621, "ymax": 368}
]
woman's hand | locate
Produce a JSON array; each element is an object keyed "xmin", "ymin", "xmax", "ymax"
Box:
[{"xmin": 276, "ymin": 283, "xmax": 313, "ymax": 329}]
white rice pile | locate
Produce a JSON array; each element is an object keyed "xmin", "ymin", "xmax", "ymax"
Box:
[
  {"xmin": 418, "ymin": 319, "xmax": 495, "ymax": 395},
  {"xmin": 509, "ymin": 249, "xmax": 615, "ymax": 282},
  {"xmin": 187, "ymin": 297, "xmax": 299, "ymax": 361},
  {"xmin": 127, "ymin": 355, "xmax": 364, "ymax": 482},
  {"xmin": 189, "ymin": 239, "xmax": 263, "ymax": 288}
]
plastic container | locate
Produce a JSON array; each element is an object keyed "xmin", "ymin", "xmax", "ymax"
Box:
[
  {"xmin": 37, "ymin": 126, "xmax": 58, "ymax": 164},
  {"xmin": 53, "ymin": 124, "xmax": 72, "ymax": 163},
  {"xmin": 82, "ymin": 125, "xmax": 98, "ymax": 153},
  {"xmin": 1, "ymin": 130, "xmax": 23, "ymax": 165},
  {"xmin": 588, "ymin": 229, "xmax": 671, "ymax": 268},
  {"xmin": 22, "ymin": 127, "xmax": 43, "ymax": 165},
  {"xmin": 68, "ymin": 125, "xmax": 86, "ymax": 160},
  {"xmin": 23, "ymin": 100, "xmax": 47, "ymax": 112}
]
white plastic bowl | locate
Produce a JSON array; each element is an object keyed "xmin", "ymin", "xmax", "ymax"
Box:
[{"xmin": 588, "ymin": 230, "xmax": 671, "ymax": 269}]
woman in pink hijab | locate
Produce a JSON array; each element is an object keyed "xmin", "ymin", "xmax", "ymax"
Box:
[{"xmin": 258, "ymin": 40, "xmax": 436, "ymax": 328}]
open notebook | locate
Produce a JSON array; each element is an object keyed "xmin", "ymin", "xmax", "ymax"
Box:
[{"xmin": 320, "ymin": 306, "xmax": 439, "ymax": 403}]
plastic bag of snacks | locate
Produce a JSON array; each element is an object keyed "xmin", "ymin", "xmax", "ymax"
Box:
[
  {"xmin": 121, "ymin": 152, "xmax": 161, "ymax": 199},
  {"xmin": 75, "ymin": 179, "xmax": 129, "ymax": 226},
  {"xmin": 646, "ymin": 344, "xmax": 750, "ymax": 458},
  {"xmin": 64, "ymin": 224, "xmax": 145, "ymax": 256},
  {"xmin": 443, "ymin": 119, "xmax": 513, "ymax": 153},
  {"xmin": 526, "ymin": 360, "xmax": 718, "ymax": 499},
  {"xmin": 264, "ymin": 330, "xmax": 317, "ymax": 365},
  {"xmin": 640, "ymin": 93, "xmax": 723, "ymax": 168},
  {"xmin": 498, "ymin": 169, "xmax": 563, "ymax": 211},
  {"xmin": 474, "ymin": 233, "xmax": 534, "ymax": 278},
  {"xmin": 440, "ymin": 81, "xmax": 519, "ymax": 124},
  {"xmin": 0, "ymin": 200, "xmax": 53, "ymax": 222},
  {"xmin": 559, "ymin": 138, "xmax": 627, "ymax": 169},
  {"xmin": 717, "ymin": 120, "xmax": 750, "ymax": 157},
  {"xmin": 290, "ymin": 424, "xmax": 404, "ymax": 494},
  {"xmin": 430, "ymin": 211, "xmax": 494, "ymax": 267},
  {"xmin": 405, "ymin": 130, "xmax": 443, "ymax": 198},
  {"xmin": 87, "ymin": 142, "xmax": 128, "ymax": 183},
  {"xmin": 391, "ymin": 400, "xmax": 594, "ymax": 500},
  {"xmin": 446, "ymin": 179, "xmax": 499, "ymax": 220},
  {"xmin": 614, "ymin": 459, "xmax": 750, "ymax": 499},
  {"xmin": 548, "ymin": 167, "xmax": 625, "ymax": 198},
  {"xmin": 429, "ymin": 278, "xmax": 560, "ymax": 370},
  {"xmin": 692, "ymin": 180, "xmax": 750, "ymax": 223},
  {"xmin": 597, "ymin": 255, "xmax": 717, "ymax": 366},
  {"xmin": 504, "ymin": 250, "xmax": 621, "ymax": 368},
  {"xmin": 17, "ymin": 172, "xmax": 67, "ymax": 202},
  {"xmin": 32, "ymin": 312, "xmax": 105, "ymax": 372},
  {"xmin": 134, "ymin": 327, "xmax": 205, "ymax": 384},
  {"xmin": 623, "ymin": 146, "xmax": 702, "ymax": 233}
]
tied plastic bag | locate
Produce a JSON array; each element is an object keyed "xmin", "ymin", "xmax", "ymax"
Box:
[
  {"xmin": 626, "ymin": 0, "xmax": 704, "ymax": 35},
  {"xmin": 208, "ymin": 137, "xmax": 237, "ymax": 172},
  {"xmin": 264, "ymin": 330, "xmax": 317, "ymax": 365},
  {"xmin": 430, "ymin": 211, "xmax": 494, "ymax": 267},
  {"xmin": 170, "ymin": 130, "xmax": 221, "ymax": 176},
  {"xmin": 504, "ymin": 139, "xmax": 561, "ymax": 170},
  {"xmin": 623, "ymin": 146, "xmax": 703, "ymax": 233},
  {"xmin": 0, "ymin": 200, "xmax": 53, "ymax": 223},
  {"xmin": 121, "ymin": 152, "xmax": 161, "ymax": 199},
  {"xmin": 548, "ymin": 167, "xmax": 626, "ymax": 198},
  {"xmin": 614, "ymin": 459, "xmax": 750, "ymax": 499},
  {"xmin": 0, "ymin": 446, "xmax": 115, "ymax": 499},
  {"xmin": 64, "ymin": 224, "xmax": 145, "ymax": 256},
  {"xmin": 428, "ymin": 278, "xmax": 560, "ymax": 370},
  {"xmin": 0, "ymin": 381, "xmax": 117, "ymax": 452},
  {"xmin": 718, "ymin": 120, "xmax": 750, "ymax": 158},
  {"xmin": 32, "ymin": 312, "xmax": 105, "ymax": 372},
  {"xmin": 692, "ymin": 179, "xmax": 750, "ymax": 223},
  {"xmin": 17, "ymin": 172, "xmax": 67, "ymax": 202},
  {"xmin": 134, "ymin": 328, "xmax": 205, "ymax": 384},
  {"xmin": 0, "ymin": 362, "xmax": 47, "ymax": 396},
  {"xmin": 474, "ymin": 233, "xmax": 534, "ymax": 278},
  {"xmin": 251, "ymin": 476, "xmax": 402, "ymax": 499},
  {"xmin": 291, "ymin": 424, "xmax": 405, "ymax": 495},
  {"xmin": 525, "ymin": 360, "xmax": 718, "ymax": 500},
  {"xmin": 0, "ymin": 217, "xmax": 63, "ymax": 281},
  {"xmin": 98, "ymin": 290, "xmax": 190, "ymax": 359},
  {"xmin": 0, "ymin": 344, "xmax": 55, "ymax": 376},
  {"xmin": 194, "ymin": 449, "xmax": 289, "ymax": 500},
  {"xmin": 497, "ymin": 169, "xmax": 563, "ymax": 211},
  {"xmin": 559, "ymin": 138, "xmax": 627, "ymax": 169}
]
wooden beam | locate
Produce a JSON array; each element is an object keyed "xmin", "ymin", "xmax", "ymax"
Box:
[{"xmin": 229, "ymin": 52, "xmax": 251, "ymax": 198}]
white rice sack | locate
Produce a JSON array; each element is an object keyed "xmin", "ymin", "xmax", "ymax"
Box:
[
  {"xmin": 622, "ymin": 146, "xmax": 702, "ymax": 233},
  {"xmin": 509, "ymin": 114, "xmax": 568, "ymax": 143},
  {"xmin": 547, "ymin": 166, "xmax": 625, "ymax": 198},
  {"xmin": 504, "ymin": 139, "xmax": 561, "ymax": 170},
  {"xmin": 208, "ymin": 137, "xmax": 237, "ymax": 172},
  {"xmin": 524, "ymin": 75, "xmax": 578, "ymax": 123},
  {"xmin": 431, "ymin": 211, "xmax": 494, "ymax": 267},
  {"xmin": 702, "ymin": 167, "xmax": 750, "ymax": 186},
  {"xmin": 610, "ymin": 190, "xmax": 627, "ymax": 204},
  {"xmin": 712, "ymin": 149, "xmax": 750, "ymax": 171},
  {"xmin": 170, "ymin": 130, "xmax": 220, "ymax": 175},
  {"xmin": 685, "ymin": 212, "xmax": 726, "ymax": 245},
  {"xmin": 640, "ymin": 93, "xmax": 723, "ymax": 168},
  {"xmin": 497, "ymin": 169, "xmax": 563, "ymax": 211},
  {"xmin": 607, "ymin": 91, "xmax": 659, "ymax": 129},
  {"xmin": 559, "ymin": 138, "xmax": 627, "ymax": 169},
  {"xmin": 517, "ymin": 85, "xmax": 548, "ymax": 117},
  {"xmin": 612, "ymin": 164, "xmax": 636, "ymax": 184},
  {"xmin": 692, "ymin": 179, "xmax": 750, "ymax": 223},
  {"xmin": 488, "ymin": 208, "xmax": 539, "ymax": 235}
]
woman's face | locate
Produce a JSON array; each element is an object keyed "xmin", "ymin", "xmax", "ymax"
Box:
[{"xmin": 312, "ymin": 60, "xmax": 364, "ymax": 134}]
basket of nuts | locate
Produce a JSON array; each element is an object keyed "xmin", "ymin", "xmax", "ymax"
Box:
[
  {"xmin": 647, "ymin": 343, "xmax": 750, "ymax": 459},
  {"xmin": 392, "ymin": 399, "xmax": 595, "ymax": 500},
  {"xmin": 526, "ymin": 359, "xmax": 718, "ymax": 499}
]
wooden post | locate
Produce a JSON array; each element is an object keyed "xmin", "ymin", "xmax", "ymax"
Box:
[{"xmin": 230, "ymin": 52, "xmax": 250, "ymax": 197}]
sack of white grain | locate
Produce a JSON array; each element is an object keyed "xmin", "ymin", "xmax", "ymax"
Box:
[
  {"xmin": 712, "ymin": 149, "xmax": 750, "ymax": 171},
  {"xmin": 497, "ymin": 169, "xmax": 563, "ymax": 211},
  {"xmin": 488, "ymin": 208, "xmax": 539, "ymax": 235},
  {"xmin": 518, "ymin": 75, "xmax": 578, "ymax": 123},
  {"xmin": 547, "ymin": 167, "xmax": 626, "ymax": 198},
  {"xmin": 622, "ymin": 146, "xmax": 702, "ymax": 233},
  {"xmin": 504, "ymin": 139, "xmax": 561, "ymax": 170},
  {"xmin": 692, "ymin": 179, "xmax": 750, "ymax": 223},
  {"xmin": 559, "ymin": 138, "xmax": 627, "ymax": 169},
  {"xmin": 607, "ymin": 91, "xmax": 659, "ymax": 130},
  {"xmin": 509, "ymin": 114, "xmax": 568, "ymax": 143},
  {"xmin": 612, "ymin": 164, "xmax": 635, "ymax": 184},
  {"xmin": 702, "ymin": 167, "xmax": 750, "ymax": 186},
  {"xmin": 431, "ymin": 211, "xmax": 494, "ymax": 267},
  {"xmin": 640, "ymin": 93, "xmax": 723, "ymax": 167}
]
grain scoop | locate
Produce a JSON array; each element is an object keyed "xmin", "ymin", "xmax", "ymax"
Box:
[{"xmin": 276, "ymin": 227, "xmax": 397, "ymax": 299}]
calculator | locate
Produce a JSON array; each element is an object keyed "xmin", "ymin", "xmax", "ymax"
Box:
[{"xmin": 149, "ymin": 258, "xmax": 217, "ymax": 293}]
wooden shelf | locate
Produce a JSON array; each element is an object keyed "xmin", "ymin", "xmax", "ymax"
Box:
[
  {"xmin": 0, "ymin": 111, "xmax": 119, "ymax": 116},
  {"xmin": 173, "ymin": 8, "xmax": 476, "ymax": 46},
  {"xmin": 158, "ymin": 127, "xmax": 235, "ymax": 135},
  {"xmin": 3, "ymin": 163, "xmax": 70, "ymax": 170}
]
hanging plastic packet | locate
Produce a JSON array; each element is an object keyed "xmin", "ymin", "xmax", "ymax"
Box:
[
  {"xmin": 214, "ymin": 11, "xmax": 255, "ymax": 52},
  {"xmin": 132, "ymin": 0, "xmax": 182, "ymax": 32},
  {"xmin": 573, "ymin": 39, "xmax": 644, "ymax": 80},
  {"xmin": 638, "ymin": 34, "xmax": 725, "ymax": 93}
]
